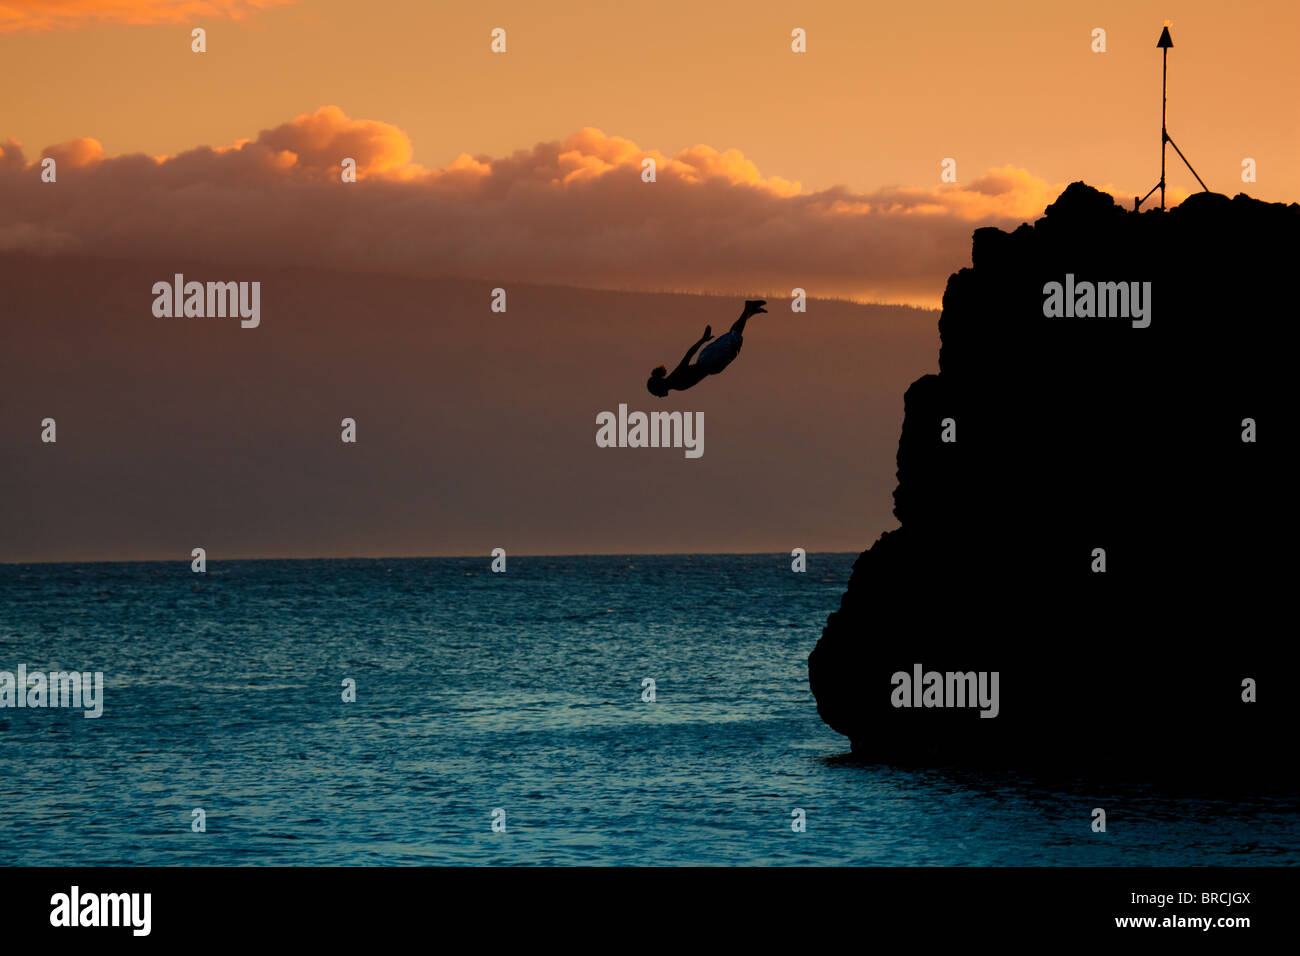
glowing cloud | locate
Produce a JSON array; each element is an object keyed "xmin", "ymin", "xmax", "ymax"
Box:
[
  {"xmin": 0, "ymin": 0, "xmax": 297, "ymax": 33},
  {"xmin": 0, "ymin": 107, "xmax": 1116, "ymax": 306}
]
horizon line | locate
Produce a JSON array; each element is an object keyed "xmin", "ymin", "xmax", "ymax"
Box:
[
  {"xmin": 0, "ymin": 249, "xmax": 943, "ymax": 312},
  {"xmin": 0, "ymin": 549, "xmax": 864, "ymax": 567}
]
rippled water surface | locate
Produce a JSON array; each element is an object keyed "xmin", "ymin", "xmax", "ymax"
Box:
[{"xmin": 1, "ymin": 555, "xmax": 1295, "ymax": 865}]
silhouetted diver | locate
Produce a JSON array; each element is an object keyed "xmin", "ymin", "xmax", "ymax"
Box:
[{"xmin": 647, "ymin": 299, "xmax": 767, "ymax": 396}]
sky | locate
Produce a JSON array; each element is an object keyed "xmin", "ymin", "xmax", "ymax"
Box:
[
  {"xmin": 1, "ymin": 0, "xmax": 1296, "ymax": 559},
  {"xmin": 3, "ymin": 1, "xmax": 1297, "ymax": 205},
  {"xmin": 0, "ymin": 257, "xmax": 938, "ymax": 561},
  {"xmin": 3, "ymin": 1, "xmax": 1297, "ymax": 306}
]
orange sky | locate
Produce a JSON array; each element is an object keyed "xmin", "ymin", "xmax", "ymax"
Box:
[
  {"xmin": 5, "ymin": 2, "xmax": 1296, "ymax": 307},
  {"xmin": 1, "ymin": 0, "xmax": 1296, "ymax": 560},
  {"xmin": 2, "ymin": 0, "xmax": 1296, "ymax": 212}
]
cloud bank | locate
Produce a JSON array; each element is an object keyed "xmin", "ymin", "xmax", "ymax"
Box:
[
  {"xmin": 0, "ymin": 106, "xmax": 1097, "ymax": 305},
  {"xmin": 0, "ymin": 0, "xmax": 296, "ymax": 33}
]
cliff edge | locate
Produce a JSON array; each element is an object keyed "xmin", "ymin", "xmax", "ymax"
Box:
[{"xmin": 808, "ymin": 183, "xmax": 1293, "ymax": 775}]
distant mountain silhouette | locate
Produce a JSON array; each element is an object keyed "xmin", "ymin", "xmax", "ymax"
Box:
[
  {"xmin": 809, "ymin": 183, "xmax": 1294, "ymax": 779},
  {"xmin": 0, "ymin": 254, "xmax": 936, "ymax": 560}
]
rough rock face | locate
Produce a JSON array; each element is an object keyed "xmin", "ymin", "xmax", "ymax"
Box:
[{"xmin": 808, "ymin": 183, "xmax": 1293, "ymax": 775}]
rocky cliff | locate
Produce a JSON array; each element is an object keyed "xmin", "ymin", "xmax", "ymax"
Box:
[{"xmin": 808, "ymin": 183, "xmax": 1293, "ymax": 776}]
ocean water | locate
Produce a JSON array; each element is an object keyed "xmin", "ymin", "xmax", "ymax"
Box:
[{"xmin": 0, "ymin": 554, "xmax": 1294, "ymax": 866}]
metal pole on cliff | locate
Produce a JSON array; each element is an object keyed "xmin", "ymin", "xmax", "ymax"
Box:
[
  {"xmin": 1158, "ymin": 24, "xmax": 1171, "ymax": 210},
  {"xmin": 1136, "ymin": 23, "xmax": 1208, "ymax": 212}
]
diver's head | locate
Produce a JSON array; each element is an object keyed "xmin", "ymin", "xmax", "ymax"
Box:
[{"xmin": 647, "ymin": 365, "xmax": 670, "ymax": 397}]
